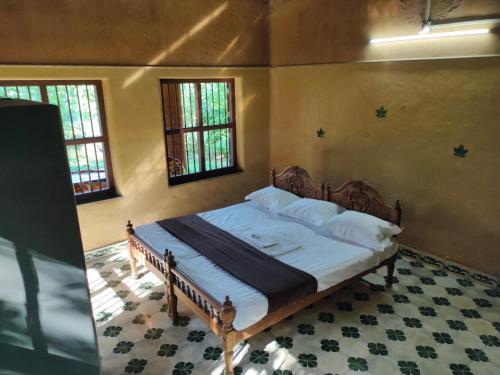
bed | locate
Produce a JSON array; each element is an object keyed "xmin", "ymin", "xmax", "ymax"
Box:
[{"xmin": 126, "ymin": 166, "xmax": 402, "ymax": 374}]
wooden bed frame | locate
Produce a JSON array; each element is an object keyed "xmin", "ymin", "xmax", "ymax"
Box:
[{"xmin": 126, "ymin": 166, "xmax": 402, "ymax": 375}]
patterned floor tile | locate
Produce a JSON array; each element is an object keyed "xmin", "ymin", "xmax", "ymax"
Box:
[{"xmin": 87, "ymin": 244, "xmax": 500, "ymax": 375}]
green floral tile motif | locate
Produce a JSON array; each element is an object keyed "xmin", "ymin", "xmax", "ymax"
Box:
[
  {"xmin": 460, "ymin": 309, "xmax": 481, "ymax": 319},
  {"xmin": 104, "ymin": 326, "xmax": 122, "ymax": 337},
  {"xmin": 397, "ymin": 268, "xmax": 412, "ymax": 275},
  {"xmin": 348, "ymin": 357, "xmax": 368, "ymax": 371},
  {"xmin": 377, "ymin": 304, "xmax": 394, "ymax": 314},
  {"xmin": 144, "ymin": 328, "xmax": 164, "ymax": 340},
  {"xmin": 132, "ymin": 314, "xmax": 150, "ymax": 324},
  {"xmin": 446, "ymin": 288, "xmax": 463, "ymax": 296},
  {"xmin": 473, "ymin": 298, "xmax": 492, "ymax": 308},
  {"xmin": 360, "ymin": 314, "xmax": 378, "ymax": 326},
  {"xmin": 416, "ymin": 345, "xmax": 437, "ymax": 359},
  {"xmin": 321, "ymin": 339, "xmax": 339, "ymax": 352},
  {"xmin": 368, "ymin": 342, "xmax": 388, "ymax": 356},
  {"xmin": 337, "ymin": 302, "xmax": 353, "ymax": 311},
  {"xmin": 403, "ymin": 317, "xmax": 422, "ymax": 328},
  {"xmin": 432, "ymin": 297, "xmax": 450, "ymax": 306},
  {"xmin": 493, "ymin": 322, "xmax": 500, "ymax": 332},
  {"xmin": 113, "ymin": 341, "xmax": 134, "ymax": 354},
  {"xmin": 449, "ymin": 363, "xmax": 473, "ymax": 375},
  {"xmin": 148, "ymin": 291, "xmax": 165, "ymax": 300},
  {"xmin": 432, "ymin": 270, "xmax": 448, "ymax": 277},
  {"xmin": 433, "ymin": 332, "xmax": 453, "ymax": 344},
  {"xmin": 398, "ymin": 360, "xmax": 419, "ymax": 375},
  {"xmin": 139, "ymin": 281, "xmax": 154, "ymax": 290},
  {"xmin": 249, "ymin": 350, "xmax": 269, "ymax": 364},
  {"xmin": 298, "ymin": 353, "xmax": 317, "ymax": 368},
  {"xmin": 447, "ymin": 320, "xmax": 467, "ymax": 331},
  {"xmin": 407, "ymin": 286, "xmax": 423, "ymax": 295},
  {"xmin": 393, "ymin": 294, "xmax": 410, "ymax": 304},
  {"xmin": 173, "ymin": 316, "xmax": 191, "ymax": 327},
  {"xmin": 125, "ymin": 358, "xmax": 147, "ymax": 374},
  {"xmin": 418, "ymin": 307, "xmax": 437, "ymax": 317},
  {"xmin": 157, "ymin": 343, "xmax": 178, "ymax": 357},
  {"xmin": 457, "ymin": 279, "xmax": 473, "ymax": 287},
  {"xmin": 123, "ymin": 301, "xmax": 140, "ymax": 311},
  {"xmin": 479, "ymin": 335, "xmax": 500, "ymax": 347},
  {"xmin": 95, "ymin": 311, "xmax": 112, "ymax": 322},
  {"xmin": 342, "ymin": 326, "xmax": 360, "ymax": 338},
  {"xmin": 187, "ymin": 331, "xmax": 205, "ymax": 342},
  {"xmin": 107, "ymin": 280, "xmax": 121, "ymax": 288},
  {"xmin": 318, "ymin": 312, "xmax": 335, "ymax": 323},
  {"xmin": 354, "ymin": 292, "xmax": 369, "ymax": 301},
  {"xmin": 420, "ymin": 277, "xmax": 436, "ymax": 285},
  {"xmin": 465, "ymin": 348, "xmax": 488, "ymax": 362},
  {"xmin": 173, "ymin": 362, "xmax": 194, "ymax": 375},
  {"xmin": 115, "ymin": 290, "xmax": 130, "ymax": 298},
  {"xmin": 387, "ymin": 329, "xmax": 406, "ymax": 341},
  {"xmin": 484, "ymin": 288, "xmax": 500, "ymax": 298},
  {"xmin": 100, "ymin": 271, "xmax": 112, "ymax": 278},
  {"xmin": 88, "ymin": 243, "xmax": 500, "ymax": 375},
  {"xmin": 92, "ymin": 262, "xmax": 105, "ymax": 269},
  {"xmin": 276, "ymin": 336, "xmax": 293, "ymax": 349},
  {"xmin": 297, "ymin": 323, "xmax": 315, "ymax": 335},
  {"xmin": 121, "ymin": 263, "xmax": 131, "ymax": 271},
  {"xmin": 203, "ymin": 346, "xmax": 222, "ymax": 360}
]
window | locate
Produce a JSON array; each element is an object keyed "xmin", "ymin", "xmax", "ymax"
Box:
[
  {"xmin": 0, "ymin": 81, "xmax": 115, "ymax": 203},
  {"xmin": 160, "ymin": 79, "xmax": 237, "ymax": 185}
]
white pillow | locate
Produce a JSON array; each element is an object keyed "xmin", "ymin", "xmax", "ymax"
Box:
[
  {"xmin": 322, "ymin": 210, "xmax": 402, "ymax": 251},
  {"xmin": 245, "ymin": 186, "xmax": 300, "ymax": 213},
  {"xmin": 280, "ymin": 198, "xmax": 345, "ymax": 226}
]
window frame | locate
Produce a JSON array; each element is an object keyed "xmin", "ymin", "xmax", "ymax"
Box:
[
  {"xmin": 0, "ymin": 80, "xmax": 116, "ymax": 204},
  {"xmin": 160, "ymin": 78, "xmax": 238, "ymax": 186}
]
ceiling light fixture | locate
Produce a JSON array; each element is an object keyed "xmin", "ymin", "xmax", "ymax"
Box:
[
  {"xmin": 370, "ymin": 0, "xmax": 497, "ymax": 45},
  {"xmin": 370, "ymin": 28, "xmax": 489, "ymax": 44}
]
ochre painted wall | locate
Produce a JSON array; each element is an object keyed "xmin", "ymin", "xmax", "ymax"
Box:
[
  {"xmin": 270, "ymin": 0, "xmax": 500, "ymax": 65},
  {"xmin": 0, "ymin": 0, "xmax": 269, "ymax": 66},
  {"xmin": 270, "ymin": 57, "xmax": 500, "ymax": 276},
  {"xmin": 0, "ymin": 65, "xmax": 270, "ymax": 250}
]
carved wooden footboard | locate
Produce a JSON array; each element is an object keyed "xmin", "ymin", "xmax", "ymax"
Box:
[{"xmin": 125, "ymin": 166, "xmax": 401, "ymax": 375}]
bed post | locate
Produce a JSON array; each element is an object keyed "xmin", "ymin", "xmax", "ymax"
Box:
[
  {"xmin": 395, "ymin": 200, "xmax": 402, "ymax": 226},
  {"xmin": 221, "ymin": 296, "xmax": 236, "ymax": 375},
  {"xmin": 126, "ymin": 220, "xmax": 138, "ymax": 279},
  {"xmin": 270, "ymin": 168, "xmax": 276, "ymax": 186},
  {"xmin": 386, "ymin": 256, "xmax": 396, "ymax": 288},
  {"xmin": 164, "ymin": 251, "xmax": 178, "ymax": 321}
]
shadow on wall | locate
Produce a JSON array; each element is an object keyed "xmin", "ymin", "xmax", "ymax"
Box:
[{"xmin": 0, "ymin": 237, "xmax": 100, "ymax": 375}]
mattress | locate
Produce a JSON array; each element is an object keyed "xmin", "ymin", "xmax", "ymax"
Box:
[{"xmin": 134, "ymin": 201, "xmax": 398, "ymax": 330}]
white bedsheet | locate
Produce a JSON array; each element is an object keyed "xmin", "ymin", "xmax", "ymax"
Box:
[{"xmin": 134, "ymin": 201, "xmax": 398, "ymax": 330}]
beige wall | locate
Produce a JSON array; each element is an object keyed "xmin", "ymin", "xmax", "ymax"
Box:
[
  {"xmin": 269, "ymin": 57, "xmax": 500, "ymax": 276},
  {"xmin": 0, "ymin": 65, "xmax": 270, "ymax": 250},
  {"xmin": 270, "ymin": 0, "xmax": 500, "ymax": 65},
  {"xmin": 0, "ymin": 0, "xmax": 269, "ymax": 66}
]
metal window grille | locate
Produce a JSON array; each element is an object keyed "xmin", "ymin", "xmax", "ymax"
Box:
[
  {"xmin": 160, "ymin": 79, "xmax": 237, "ymax": 185},
  {"xmin": 0, "ymin": 80, "xmax": 115, "ymax": 203}
]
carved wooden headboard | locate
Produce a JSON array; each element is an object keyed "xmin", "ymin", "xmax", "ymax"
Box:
[
  {"xmin": 327, "ymin": 181, "xmax": 402, "ymax": 225},
  {"xmin": 270, "ymin": 166, "xmax": 401, "ymax": 225},
  {"xmin": 271, "ymin": 166, "xmax": 325, "ymax": 200}
]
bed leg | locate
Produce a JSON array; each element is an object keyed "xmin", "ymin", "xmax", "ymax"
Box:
[
  {"xmin": 386, "ymin": 256, "xmax": 396, "ymax": 288},
  {"xmin": 164, "ymin": 251, "xmax": 178, "ymax": 321},
  {"xmin": 221, "ymin": 296, "xmax": 236, "ymax": 375},
  {"xmin": 126, "ymin": 220, "xmax": 138, "ymax": 279}
]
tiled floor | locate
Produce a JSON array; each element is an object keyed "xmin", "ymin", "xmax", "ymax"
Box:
[{"xmin": 86, "ymin": 243, "xmax": 500, "ymax": 375}]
